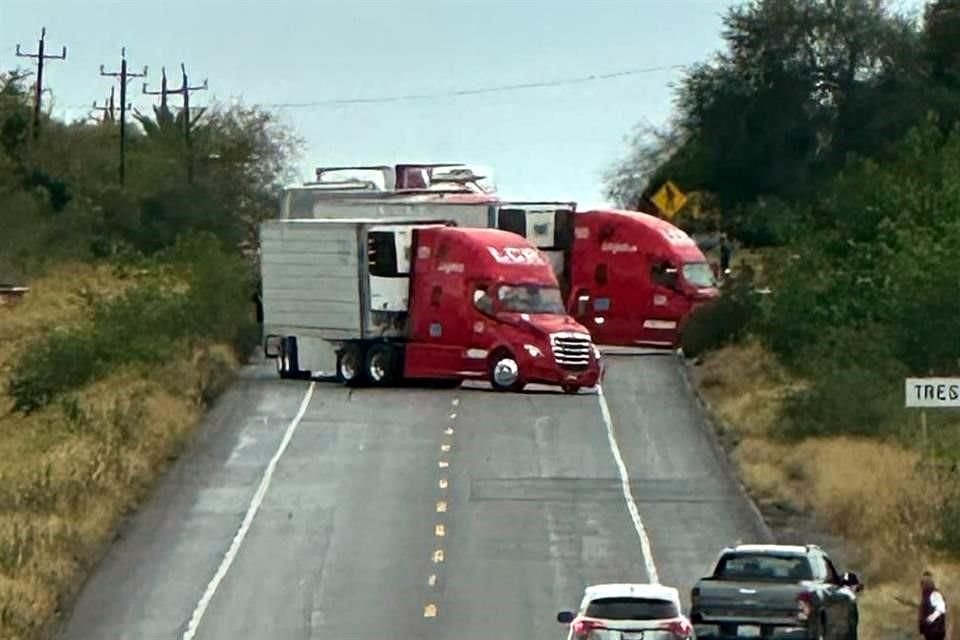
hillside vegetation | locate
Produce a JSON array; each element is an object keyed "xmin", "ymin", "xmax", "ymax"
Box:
[
  {"xmin": 0, "ymin": 71, "xmax": 300, "ymax": 640},
  {"xmin": 607, "ymin": 1, "xmax": 960, "ymax": 639}
]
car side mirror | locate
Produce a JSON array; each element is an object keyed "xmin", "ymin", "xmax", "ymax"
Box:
[{"xmin": 557, "ymin": 610, "xmax": 575, "ymax": 624}]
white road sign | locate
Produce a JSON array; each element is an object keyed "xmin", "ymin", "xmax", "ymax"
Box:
[{"xmin": 905, "ymin": 377, "xmax": 960, "ymax": 408}]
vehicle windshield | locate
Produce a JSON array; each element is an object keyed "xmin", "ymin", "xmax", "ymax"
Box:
[
  {"xmin": 682, "ymin": 261, "xmax": 716, "ymax": 288},
  {"xmin": 714, "ymin": 554, "xmax": 813, "ymax": 581},
  {"xmin": 584, "ymin": 597, "xmax": 679, "ymax": 620},
  {"xmin": 496, "ymin": 284, "xmax": 565, "ymax": 314}
]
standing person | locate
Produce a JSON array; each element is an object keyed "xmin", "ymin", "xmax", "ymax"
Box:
[
  {"xmin": 919, "ymin": 571, "xmax": 948, "ymax": 640},
  {"xmin": 719, "ymin": 233, "xmax": 733, "ymax": 274}
]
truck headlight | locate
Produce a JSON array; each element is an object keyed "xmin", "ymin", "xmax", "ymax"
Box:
[
  {"xmin": 593, "ymin": 345, "xmax": 601, "ymax": 359},
  {"xmin": 523, "ymin": 344, "xmax": 543, "ymax": 358}
]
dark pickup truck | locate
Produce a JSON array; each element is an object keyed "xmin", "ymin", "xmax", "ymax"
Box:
[{"xmin": 689, "ymin": 544, "xmax": 863, "ymax": 640}]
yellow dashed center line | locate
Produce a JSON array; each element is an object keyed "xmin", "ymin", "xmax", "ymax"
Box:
[{"xmin": 424, "ymin": 396, "xmax": 459, "ymax": 622}]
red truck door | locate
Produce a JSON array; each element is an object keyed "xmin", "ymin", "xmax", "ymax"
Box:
[
  {"xmin": 638, "ymin": 254, "xmax": 688, "ymax": 347},
  {"xmin": 566, "ymin": 224, "xmax": 644, "ymax": 347}
]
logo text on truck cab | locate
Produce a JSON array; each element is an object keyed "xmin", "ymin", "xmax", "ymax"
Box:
[
  {"xmin": 601, "ymin": 242, "xmax": 638, "ymax": 254},
  {"xmin": 486, "ymin": 246, "xmax": 547, "ymax": 265}
]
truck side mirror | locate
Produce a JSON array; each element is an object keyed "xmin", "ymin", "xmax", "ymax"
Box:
[
  {"xmin": 842, "ymin": 572, "xmax": 863, "ymax": 591},
  {"xmin": 557, "ymin": 611, "xmax": 575, "ymax": 624},
  {"xmin": 576, "ymin": 294, "xmax": 590, "ymax": 316}
]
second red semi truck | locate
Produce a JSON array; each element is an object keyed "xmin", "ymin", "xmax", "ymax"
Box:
[
  {"xmin": 277, "ymin": 165, "xmax": 719, "ymax": 349},
  {"xmin": 259, "ymin": 217, "xmax": 602, "ymax": 393}
]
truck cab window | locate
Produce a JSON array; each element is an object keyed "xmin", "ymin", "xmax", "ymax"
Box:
[
  {"xmin": 368, "ymin": 231, "xmax": 399, "ymax": 277},
  {"xmin": 651, "ymin": 260, "xmax": 679, "ymax": 289},
  {"xmin": 822, "ymin": 556, "xmax": 841, "ymax": 584},
  {"xmin": 473, "ymin": 286, "xmax": 493, "ymax": 314},
  {"xmin": 595, "ymin": 264, "xmax": 608, "ymax": 286},
  {"xmin": 497, "ymin": 209, "xmax": 526, "ymax": 237}
]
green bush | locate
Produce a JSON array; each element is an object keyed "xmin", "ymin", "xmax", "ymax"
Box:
[
  {"xmin": 680, "ymin": 268, "xmax": 760, "ymax": 358},
  {"xmin": 8, "ymin": 233, "xmax": 255, "ymax": 414}
]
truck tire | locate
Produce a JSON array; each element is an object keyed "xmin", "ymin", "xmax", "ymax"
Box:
[
  {"xmin": 488, "ymin": 350, "xmax": 525, "ymax": 392},
  {"xmin": 365, "ymin": 343, "xmax": 398, "ymax": 387},
  {"xmin": 337, "ymin": 343, "xmax": 368, "ymax": 387}
]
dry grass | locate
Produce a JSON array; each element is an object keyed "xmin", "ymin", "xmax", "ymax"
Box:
[
  {"xmin": 694, "ymin": 339, "xmax": 960, "ymax": 640},
  {"xmin": 0, "ymin": 263, "xmax": 239, "ymax": 640}
]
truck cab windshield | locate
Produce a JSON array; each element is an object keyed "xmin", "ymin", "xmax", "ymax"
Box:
[
  {"xmin": 714, "ymin": 554, "xmax": 813, "ymax": 582},
  {"xmin": 682, "ymin": 262, "xmax": 717, "ymax": 288},
  {"xmin": 496, "ymin": 284, "xmax": 565, "ymax": 314}
]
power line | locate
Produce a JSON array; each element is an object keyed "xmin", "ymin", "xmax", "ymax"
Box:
[
  {"xmin": 64, "ymin": 62, "xmax": 687, "ymax": 112},
  {"xmin": 258, "ymin": 63, "xmax": 687, "ymax": 109}
]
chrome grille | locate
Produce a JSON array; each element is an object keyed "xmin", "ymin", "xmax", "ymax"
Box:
[{"xmin": 550, "ymin": 331, "xmax": 592, "ymax": 370}]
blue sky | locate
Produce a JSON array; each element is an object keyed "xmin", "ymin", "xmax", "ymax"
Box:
[{"xmin": 0, "ymin": 0, "xmax": 927, "ymax": 207}]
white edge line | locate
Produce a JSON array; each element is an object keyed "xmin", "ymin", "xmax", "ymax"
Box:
[
  {"xmin": 596, "ymin": 384, "xmax": 660, "ymax": 584},
  {"xmin": 181, "ymin": 381, "xmax": 317, "ymax": 640}
]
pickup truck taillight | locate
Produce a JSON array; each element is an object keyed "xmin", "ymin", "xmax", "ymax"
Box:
[
  {"xmin": 796, "ymin": 592, "xmax": 814, "ymax": 621},
  {"xmin": 572, "ymin": 618, "xmax": 606, "ymax": 638}
]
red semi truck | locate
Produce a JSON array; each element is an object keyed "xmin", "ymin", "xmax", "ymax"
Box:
[
  {"xmin": 259, "ymin": 217, "xmax": 602, "ymax": 392},
  {"xmin": 277, "ymin": 166, "xmax": 719, "ymax": 348}
]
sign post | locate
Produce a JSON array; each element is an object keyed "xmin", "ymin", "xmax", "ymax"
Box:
[{"xmin": 904, "ymin": 377, "xmax": 960, "ymax": 455}]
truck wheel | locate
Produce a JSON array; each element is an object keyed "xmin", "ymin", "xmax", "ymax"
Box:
[
  {"xmin": 488, "ymin": 351, "xmax": 525, "ymax": 392},
  {"xmin": 337, "ymin": 344, "xmax": 367, "ymax": 387},
  {"xmin": 365, "ymin": 344, "xmax": 397, "ymax": 387}
]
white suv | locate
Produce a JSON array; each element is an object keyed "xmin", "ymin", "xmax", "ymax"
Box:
[{"xmin": 557, "ymin": 583, "xmax": 695, "ymax": 640}]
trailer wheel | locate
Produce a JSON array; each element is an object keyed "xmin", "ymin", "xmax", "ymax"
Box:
[
  {"xmin": 365, "ymin": 344, "xmax": 397, "ymax": 387},
  {"xmin": 488, "ymin": 350, "xmax": 525, "ymax": 392},
  {"xmin": 337, "ymin": 343, "xmax": 367, "ymax": 387}
]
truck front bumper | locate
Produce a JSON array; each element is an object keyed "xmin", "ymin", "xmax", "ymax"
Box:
[{"xmin": 523, "ymin": 357, "xmax": 601, "ymax": 389}]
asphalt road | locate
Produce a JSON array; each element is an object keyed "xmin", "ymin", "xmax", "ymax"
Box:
[{"xmin": 58, "ymin": 350, "xmax": 772, "ymax": 640}]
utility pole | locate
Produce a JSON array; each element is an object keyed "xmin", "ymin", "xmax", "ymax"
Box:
[
  {"xmin": 92, "ymin": 85, "xmax": 116, "ymax": 124},
  {"xmin": 100, "ymin": 48, "xmax": 147, "ymax": 186},
  {"xmin": 15, "ymin": 27, "xmax": 67, "ymax": 140},
  {"xmin": 145, "ymin": 63, "xmax": 207, "ymax": 184}
]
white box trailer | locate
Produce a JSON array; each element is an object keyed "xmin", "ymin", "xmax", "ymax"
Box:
[
  {"xmin": 278, "ymin": 194, "xmax": 576, "ymax": 286},
  {"xmin": 259, "ymin": 217, "xmax": 450, "ymax": 378}
]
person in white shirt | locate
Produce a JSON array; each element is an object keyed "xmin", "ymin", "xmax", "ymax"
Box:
[{"xmin": 919, "ymin": 571, "xmax": 948, "ymax": 640}]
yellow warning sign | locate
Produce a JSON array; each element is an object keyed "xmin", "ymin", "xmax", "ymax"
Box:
[{"xmin": 651, "ymin": 180, "xmax": 688, "ymax": 219}]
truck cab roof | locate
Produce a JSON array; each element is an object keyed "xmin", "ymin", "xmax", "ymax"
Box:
[{"xmin": 576, "ymin": 208, "xmax": 707, "ymax": 262}]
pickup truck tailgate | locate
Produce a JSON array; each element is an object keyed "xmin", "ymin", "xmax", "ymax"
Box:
[{"xmin": 694, "ymin": 580, "xmax": 804, "ymax": 623}]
